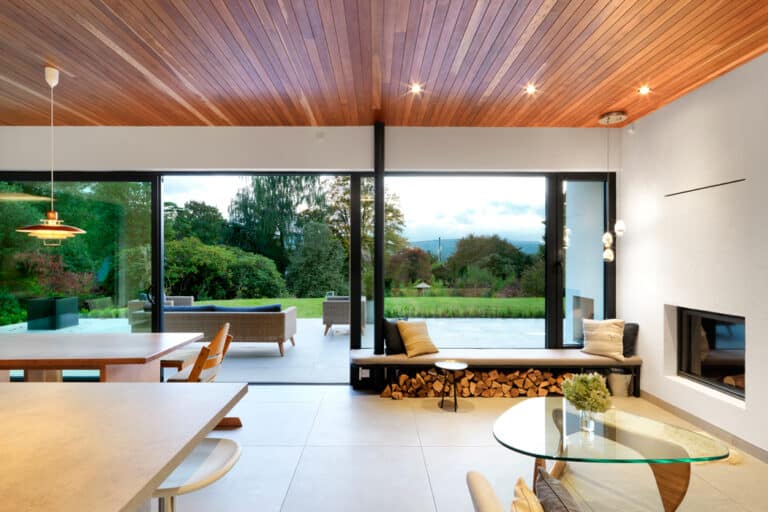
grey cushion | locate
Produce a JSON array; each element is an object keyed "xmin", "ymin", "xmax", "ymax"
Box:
[
  {"xmin": 623, "ymin": 323, "xmax": 639, "ymax": 357},
  {"xmin": 535, "ymin": 467, "xmax": 582, "ymax": 512},
  {"xmin": 383, "ymin": 319, "xmax": 405, "ymax": 355}
]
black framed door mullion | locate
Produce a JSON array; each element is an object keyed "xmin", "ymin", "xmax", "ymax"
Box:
[
  {"xmin": 349, "ymin": 174, "xmax": 362, "ymax": 350},
  {"xmin": 545, "ymin": 174, "xmax": 564, "ymax": 348},
  {"xmin": 151, "ymin": 175, "xmax": 164, "ymax": 333}
]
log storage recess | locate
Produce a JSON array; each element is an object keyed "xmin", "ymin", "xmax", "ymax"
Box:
[{"xmin": 381, "ymin": 368, "xmax": 573, "ymax": 400}]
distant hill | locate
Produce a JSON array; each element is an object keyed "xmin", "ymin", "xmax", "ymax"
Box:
[{"xmin": 410, "ymin": 238, "xmax": 542, "ymax": 261}]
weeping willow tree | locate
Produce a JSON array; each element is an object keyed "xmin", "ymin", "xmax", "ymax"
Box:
[{"xmin": 228, "ymin": 176, "xmax": 324, "ymax": 272}]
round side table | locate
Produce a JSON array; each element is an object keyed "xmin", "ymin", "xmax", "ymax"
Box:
[{"xmin": 435, "ymin": 360, "xmax": 468, "ymax": 412}]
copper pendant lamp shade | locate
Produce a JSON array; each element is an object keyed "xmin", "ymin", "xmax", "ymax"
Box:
[{"xmin": 16, "ymin": 66, "xmax": 85, "ymax": 246}]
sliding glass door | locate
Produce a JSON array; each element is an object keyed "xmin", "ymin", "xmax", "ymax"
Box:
[
  {"xmin": 383, "ymin": 175, "xmax": 547, "ymax": 348},
  {"xmin": 0, "ymin": 177, "xmax": 153, "ymax": 378}
]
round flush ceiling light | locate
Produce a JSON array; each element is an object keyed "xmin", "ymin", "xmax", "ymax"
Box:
[
  {"xmin": 525, "ymin": 84, "xmax": 537, "ymax": 95},
  {"xmin": 408, "ymin": 82, "xmax": 423, "ymax": 95},
  {"xmin": 638, "ymin": 85, "xmax": 651, "ymax": 95},
  {"xmin": 598, "ymin": 111, "xmax": 628, "ymax": 125}
]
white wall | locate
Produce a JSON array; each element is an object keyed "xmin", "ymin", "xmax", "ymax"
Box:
[
  {"xmin": 0, "ymin": 126, "xmax": 615, "ymax": 173},
  {"xmin": 387, "ymin": 127, "xmax": 617, "ymax": 171},
  {"xmin": 0, "ymin": 127, "xmax": 373, "ymax": 172},
  {"xmin": 619, "ymin": 53, "xmax": 768, "ymax": 450}
]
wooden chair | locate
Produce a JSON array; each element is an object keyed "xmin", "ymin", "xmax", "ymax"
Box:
[
  {"xmin": 167, "ymin": 323, "xmax": 232, "ymax": 383},
  {"xmin": 167, "ymin": 323, "xmax": 242, "ymax": 429}
]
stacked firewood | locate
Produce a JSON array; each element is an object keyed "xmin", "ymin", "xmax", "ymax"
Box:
[{"xmin": 380, "ymin": 368, "xmax": 573, "ymax": 400}]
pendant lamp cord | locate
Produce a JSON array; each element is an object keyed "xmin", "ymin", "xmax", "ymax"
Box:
[{"xmin": 50, "ymin": 81, "xmax": 54, "ymax": 212}]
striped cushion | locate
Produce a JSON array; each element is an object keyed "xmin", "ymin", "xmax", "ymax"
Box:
[{"xmin": 582, "ymin": 319, "xmax": 625, "ymax": 362}]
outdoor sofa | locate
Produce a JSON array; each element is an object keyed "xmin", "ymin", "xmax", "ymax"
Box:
[{"xmin": 129, "ymin": 297, "xmax": 297, "ymax": 356}]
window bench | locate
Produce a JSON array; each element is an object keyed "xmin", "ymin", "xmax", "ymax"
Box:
[{"xmin": 350, "ymin": 348, "xmax": 642, "ymax": 396}]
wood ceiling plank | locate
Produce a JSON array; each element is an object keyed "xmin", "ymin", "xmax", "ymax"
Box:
[
  {"xmin": 549, "ymin": 0, "xmax": 765, "ymax": 126},
  {"xmin": 1, "ymin": 0, "xmax": 766, "ymax": 126}
]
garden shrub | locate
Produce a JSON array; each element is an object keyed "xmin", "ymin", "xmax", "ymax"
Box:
[{"xmin": 0, "ymin": 289, "xmax": 25, "ymax": 326}]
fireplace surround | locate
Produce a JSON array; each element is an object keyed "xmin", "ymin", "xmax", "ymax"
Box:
[{"xmin": 678, "ymin": 307, "xmax": 745, "ymax": 399}]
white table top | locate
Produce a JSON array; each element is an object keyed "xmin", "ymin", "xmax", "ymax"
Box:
[
  {"xmin": 0, "ymin": 332, "xmax": 203, "ymax": 369},
  {"xmin": 0, "ymin": 382, "xmax": 247, "ymax": 511}
]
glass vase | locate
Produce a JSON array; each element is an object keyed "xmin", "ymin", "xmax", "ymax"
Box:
[{"xmin": 579, "ymin": 409, "xmax": 595, "ymax": 432}]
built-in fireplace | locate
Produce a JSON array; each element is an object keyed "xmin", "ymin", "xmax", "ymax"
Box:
[{"xmin": 678, "ymin": 308, "xmax": 745, "ymax": 399}]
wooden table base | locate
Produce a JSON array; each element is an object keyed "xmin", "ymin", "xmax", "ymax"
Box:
[
  {"xmin": 650, "ymin": 462, "xmax": 690, "ymax": 512},
  {"xmin": 534, "ymin": 459, "xmax": 691, "ymax": 512}
]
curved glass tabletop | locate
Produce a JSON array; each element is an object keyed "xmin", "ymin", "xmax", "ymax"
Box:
[{"xmin": 493, "ymin": 397, "xmax": 729, "ymax": 464}]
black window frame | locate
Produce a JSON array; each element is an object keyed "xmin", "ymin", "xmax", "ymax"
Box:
[{"xmin": 2, "ymin": 165, "xmax": 615, "ymax": 354}]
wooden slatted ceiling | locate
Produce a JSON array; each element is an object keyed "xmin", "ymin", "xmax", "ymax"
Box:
[{"xmin": 1, "ymin": 0, "xmax": 767, "ymax": 127}]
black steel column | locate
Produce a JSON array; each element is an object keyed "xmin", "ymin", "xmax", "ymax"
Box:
[
  {"xmin": 350, "ymin": 174, "xmax": 362, "ymax": 350},
  {"xmin": 545, "ymin": 174, "xmax": 564, "ymax": 348},
  {"xmin": 605, "ymin": 172, "xmax": 617, "ymax": 319},
  {"xmin": 151, "ymin": 175, "xmax": 164, "ymax": 333},
  {"xmin": 373, "ymin": 122, "xmax": 385, "ymax": 355}
]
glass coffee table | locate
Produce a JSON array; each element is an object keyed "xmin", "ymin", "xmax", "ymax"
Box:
[{"xmin": 493, "ymin": 398, "xmax": 729, "ymax": 511}]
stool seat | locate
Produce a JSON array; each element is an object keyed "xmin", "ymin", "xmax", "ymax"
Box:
[{"xmin": 154, "ymin": 438, "xmax": 241, "ymax": 498}]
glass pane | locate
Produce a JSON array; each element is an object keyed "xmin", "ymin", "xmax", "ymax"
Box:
[
  {"xmin": 384, "ymin": 176, "xmax": 546, "ymax": 348},
  {"xmin": 0, "ymin": 180, "xmax": 152, "ymax": 379},
  {"xmin": 163, "ymin": 175, "xmax": 352, "ymax": 383},
  {"xmin": 361, "ymin": 177, "xmax": 375, "ymax": 349},
  {"xmin": 563, "ymin": 180, "xmax": 605, "ymax": 346}
]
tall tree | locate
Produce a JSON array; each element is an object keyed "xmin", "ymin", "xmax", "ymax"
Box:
[
  {"xmin": 324, "ymin": 176, "xmax": 407, "ymax": 257},
  {"xmin": 170, "ymin": 200, "xmax": 227, "ymax": 245},
  {"xmin": 228, "ymin": 176, "xmax": 323, "ymax": 271},
  {"xmin": 286, "ymin": 222, "xmax": 346, "ymax": 298}
]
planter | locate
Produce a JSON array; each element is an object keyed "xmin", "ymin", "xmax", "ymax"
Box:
[{"xmin": 26, "ymin": 297, "xmax": 79, "ymax": 330}]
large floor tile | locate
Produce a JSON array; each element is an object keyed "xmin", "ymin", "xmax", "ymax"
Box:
[
  {"xmin": 161, "ymin": 446, "xmax": 302, "ymax": 512},
  {"xmin": 281, "ymin": 446, "xmax": 436, "ymax": 512},
  {"xmin": 217, "ymin": 400, "xmax": 320, "ymax": 446},
  {"xmin": 411, "ymin": 397, "xmax": 521, "ymax": 447},
  {"xmin": 307, "ymin": 397, "xmax": 420, "ymax": 446},
  {"xmin": 563, "ymin": 461, "xmax": 745, "ymax": 512},
  {"xmin": 692, "ymin": 452, "xmax": 768, "ymax": 512},
  {"xmin": 423, "ymin": 445, "xmax": 532, "ymax": 512}
]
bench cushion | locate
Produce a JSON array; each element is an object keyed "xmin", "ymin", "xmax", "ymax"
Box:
[
  {"xmin": 213, "ymin": 304, "xmax": 281, "ymax": 313},
  {"xmin": 350, "ymin": 348, "xmax": 642, "ymax": 367}
]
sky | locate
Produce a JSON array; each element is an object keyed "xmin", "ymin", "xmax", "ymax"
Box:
[
  {"xmin": 163, "ymin": 175, "xmax": 546, "ymax": 242},
  {"xmin": 386, "ymin": 176, "xmax": 546, "ymax": 242}
]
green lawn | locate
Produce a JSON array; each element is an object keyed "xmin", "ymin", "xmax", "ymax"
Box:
[{"xmin": 199, "ymin": 297, "xmax": 545, "ymax": 319}]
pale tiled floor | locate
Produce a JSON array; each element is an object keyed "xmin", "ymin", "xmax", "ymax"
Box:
[{"xmin": 159, "ymin": 387, "xmax": 768, "ymax": 512}]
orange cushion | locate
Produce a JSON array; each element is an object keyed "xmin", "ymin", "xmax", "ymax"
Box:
[{"xmin": 397, "ymin": 321, "xmax": 439, "ymax": 358}]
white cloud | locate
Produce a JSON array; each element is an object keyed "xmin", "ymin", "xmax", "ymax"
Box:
[{"xmin": 386, "ymin": 176, "xmax": 546, "ymax": 241}]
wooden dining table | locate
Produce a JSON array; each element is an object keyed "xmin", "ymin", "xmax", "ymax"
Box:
[
  {"xmin": 0, "ymin": 332, "xmax": 203, "ymax": 382},
  {"xmin": 0, "ymin": 382, "xmax": 247, "ymax": 511}
]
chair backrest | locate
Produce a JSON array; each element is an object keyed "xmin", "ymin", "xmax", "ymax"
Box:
[
  {"xmin": 466, "ymin": 471, "xmax": 505, "ymax": 512},
  {"xmin": 187, "ymin": 323, "xmax": 232, "ymax": 383}
]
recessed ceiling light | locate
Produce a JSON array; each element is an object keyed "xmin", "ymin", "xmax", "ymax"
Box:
[
  {"xmin": 638, "ymin": 85, "xmax": 651, "ymax": 95},
  {"xmin": 525, "ymin": 84, "xmax": 537, "ymax": 95},
  {"xmin": 408, "ymin": 83, "xmax": 423, "ymax": 95}
]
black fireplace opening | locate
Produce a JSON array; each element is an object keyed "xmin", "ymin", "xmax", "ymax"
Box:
[{"xmin": 678, "ymin": 308, "xmax": 745, "ymax": 399}]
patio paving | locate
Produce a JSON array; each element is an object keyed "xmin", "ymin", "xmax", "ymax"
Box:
[{"xmin": 0, "ymin": 317, "xmax": 545, "ymax": 383}]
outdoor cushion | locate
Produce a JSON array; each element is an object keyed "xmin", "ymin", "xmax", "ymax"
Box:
[
  {"xmin": 582, "ymin": 319, "xmax": 625, "ymax": 361},
  {"xmin": 397, "ymin": 321, "xmax": 439, "ymax": 358},
  {"xmin": 164, "ymin": 305, "xmax": 216, "ymax": 312},
  {"xmin": 623, "ymin": 322, "xmax": 639, "ymax": 357},
  {"xmin": 213, "ymin": 304, "xmax": 281, "ymax": 313},
  {"xmin": 383, "ymin": 319, "xmax": 406, "ymax": 355}
]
